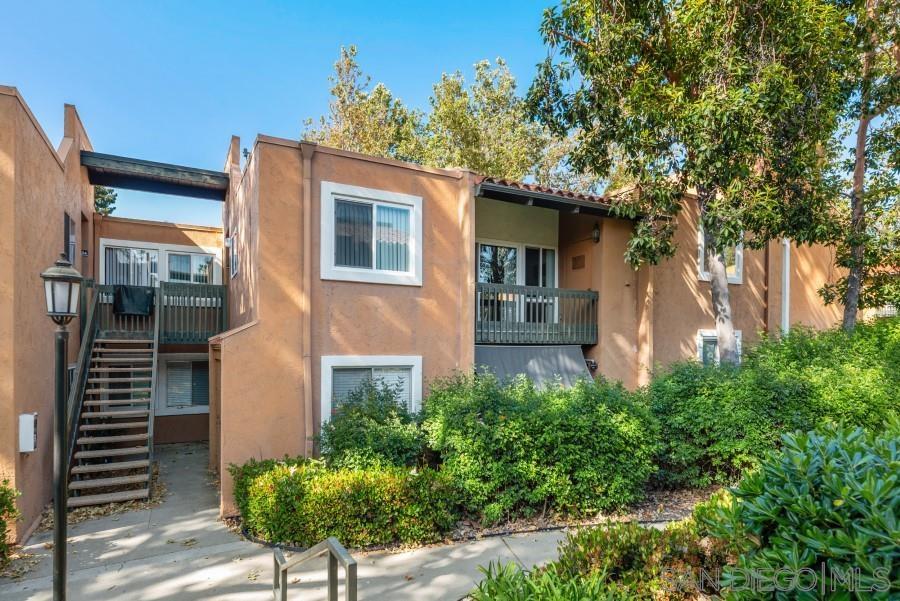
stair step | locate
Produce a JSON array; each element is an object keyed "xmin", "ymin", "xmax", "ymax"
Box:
[
  {"xmin": 82, "ymin": 409, "xmax": 151, "ymax": 418},
  {"xmin": 90, "ymin": 367, "xmax": 152, "ymax": 373},
  {"xmin": 78, "ymin": 433, "xmax": 149, "ymax": 445},
  {"xmin": 86, "ymin": 387, "xmax": 151, "ymax": 394},
  {"xmin": 84, "ymin": 399, "xmax": 151, "ymax": 407},
  {"xmin": 97, "ymin": 339, "xmax": 154, "ymax": 344},
  {"xmin": 70, "ymin": 473, "xmax": 149, "ymax": 490},
  {"xmin": 75, "ymin": 446, "xmax": 149, "ymax": 459},
  {"xmin": 88, "ymin": 377, "xmax": 152, "ymax": 384},
  {"xmin": 92, "ymin": 357, "xmax": 152, "ymax": 363},
  {"xmin": 67, "ymin": 488, "xmax": 149, "ymax": 508},
  {"xmin": 94, "ymin": 349, "xmax": 153, "ymax": 354},
  {"xmin": 80, "ymin": 421, "xmax": 148, "ymax": 431},
  {"xmin": 71, "ymin": 459, "xmax": 150, "ymax": 474}
]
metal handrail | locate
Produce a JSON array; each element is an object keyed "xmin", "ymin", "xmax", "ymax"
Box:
[
  {"xmin": 273, "ymin": 537, "xmax": 357, "ymax": 601},
  {"xmin": 66, "ymin": 286, "xmax": 99, "ymax": 468}
]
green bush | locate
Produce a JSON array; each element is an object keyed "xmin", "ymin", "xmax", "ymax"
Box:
[
  {"xmin": 471, "ymin": 562, "xmax": 631, "ymax": 601},
  {"xmin": 423, "ymin": 374, "xmax": 658, "ymax": 524},
  {"xmin": 318, "ymin": 379, "xmax": 425, "ymax": 469},
  {"xmin": 698, "ymin": 422, "xmax": 899, "ymax": 598},
  {"xmin": 229, "ymin": 457, "xmax": 457, "ymax": 548},
  {"xmin": 647, "ymin": 317, "xmax": 899, "ymax": 487},
  {"xmin": 0, "ymin": 479, "xmax": 19, "ymax": 565}
]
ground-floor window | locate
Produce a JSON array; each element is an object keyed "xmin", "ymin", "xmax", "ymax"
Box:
[
  {"xmin": 157, "ymin": 355, "xmax": 209, "ymax": 415},
  {"xmin": 696, "ymin": 329, "xmax": 743, "ymax": 366},
  {"xmin": 321, "ymin": 355, "xmax": 422, "ymax": 423}
]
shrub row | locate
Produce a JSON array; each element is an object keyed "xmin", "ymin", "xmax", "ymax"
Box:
[
  {"xmin": 423, "ymin": 375, "xmax": 658, "ymax": 524},
  {"xmin": 229, "ymin": 458, "xmax": 457, "ymax": 548},
  {"xmin": 473, "ymin": 421, "xmax": 898, "ymax": 599},
  {"xmin": 0, "ymin": 479, "xmax": 18, "ymax": 565}
]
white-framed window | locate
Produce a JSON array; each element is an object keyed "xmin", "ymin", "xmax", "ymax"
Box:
[
  {"xmin": 320, "ymin": 355, "xmax": 423, "ymax": 424},
  {"xmin": 64, "ymin": 213, "xmax": 76, "ymax": 263},
  {"xmin": 696, "ymin": 329, "xmax": 743, "ymax": 366},
  {"xmin": 320, "ymin": 181, "xmax": 423, "ymax": 286},
  {"xmin": 476, "ymin": 239, "xmax": 558, "ymax": 287},
  {"xmin": 99, "ymin": 238, "xmax": 222, "ymax": 286},
  {"xmin": 698, "ymin": 228, "xmax": 743, "ymax": 284},
  {"xmin": 156, "ymin": 354, "xmax": 210, "ymax": 416}
]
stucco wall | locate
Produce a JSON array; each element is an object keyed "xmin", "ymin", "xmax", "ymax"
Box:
[
  {"xmin": 95, "ymin": 215, "xmax": 222, "ymax": 257},
  {"xmin": 0, "ymin": 89, "xmax": 95, "ymax": 542},
  {"xmin": 790, "ymin": 243, "xmax": 842, "ymax": 330},
  {"xmin": 475, "ymin": 196, "xmax": 558, "ymax": 247}
]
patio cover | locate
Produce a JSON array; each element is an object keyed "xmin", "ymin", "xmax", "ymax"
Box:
[{"xmin": 474, "ymin": 345, "xmax": 591, "ymax": 388}]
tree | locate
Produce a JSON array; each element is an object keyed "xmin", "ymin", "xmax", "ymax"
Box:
[
  {"xmin": 94, "ymin": 185, "xmax": 116, "ymax": 215},
  {"xmin": 528, "ymin": 0, "xmax": 849, "ymax": 363},
  {"xmin": 418, "ymin": 58, "xmax": 548, "ymax": 180},
  {"xmin": 820, "ymin": 0, "xmax": 899, "ymax": 330},
  {"xmin": 304, "ymin": 48, "xmax": 605, "ymax": 191},
  {"xmin": 303, "ymin": 46, "xmax": 422, "ymax": 161}
]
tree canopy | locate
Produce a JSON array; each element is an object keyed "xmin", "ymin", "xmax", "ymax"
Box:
[
  {"xmin": 527, "ymin": 0, "xmax": 851, "ymax": 362},
  {"xmin": 93, "ymin": 185, "xmax": 117, "ymax": 215}
]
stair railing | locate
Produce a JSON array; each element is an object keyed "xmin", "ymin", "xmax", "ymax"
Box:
[
  {"xmin": 66, "ymin": 286, "xmax": 100, "ymax": 468},
  {"xmin": 273, "ymin": 537, "xmax": 357, "ymax": 601},
  {"xmin": 147, "ymin": 289, "xmax": 162, "ymax": 491}
]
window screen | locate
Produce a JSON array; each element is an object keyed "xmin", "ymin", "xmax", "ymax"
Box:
[
  {"xmin": 334, "ymin": 200, "xmax": 373, "ymax": 268},
  {"xmin": 701, "ymin": 336, "xmax": 718, "ymax": 366},
  {"xmin": 166, "ymin": 360, "xmax": 209, "ymax": 408},
  {"xmin": 331, "ymin": 366, "xmax": 413, "ymax": 412},
  {"xmin": 375, "ymin": 205, "xmax": 410, "ymax": 272}
]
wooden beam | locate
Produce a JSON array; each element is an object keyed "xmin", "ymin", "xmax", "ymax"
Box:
[{"xmin": 81, "ymin": 151, "xmax": 229, "ymax": 201}]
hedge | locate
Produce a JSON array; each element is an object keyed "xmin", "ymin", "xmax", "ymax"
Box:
[
  {"xmin": 0, "ymin": 479, "xmax": 18, "ymax": 565},
  {"xmin": 423, "ymin": 374, "xmax": 659, "ymax": 524},
  {"xmin": 229, "ymin": 458, "xmax": 457, "ymax": 548}
]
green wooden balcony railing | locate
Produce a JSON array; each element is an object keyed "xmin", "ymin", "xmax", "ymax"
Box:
[
  {"xmin": 87, "ymin": 281, "xmax": 227, "ymax": 345},
  {"xmin": 475, "ymin": 282, "xmax": 598, "ymax": 345}
]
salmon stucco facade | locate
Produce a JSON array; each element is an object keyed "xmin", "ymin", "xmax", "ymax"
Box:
[{"xmin": 1, "ymin": 89, "xmax": 849, "ymax": 537}]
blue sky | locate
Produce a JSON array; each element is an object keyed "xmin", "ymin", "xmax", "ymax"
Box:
[{"xmin": 1, "ymin": 1, "xmax": 552, "ymax": 225}]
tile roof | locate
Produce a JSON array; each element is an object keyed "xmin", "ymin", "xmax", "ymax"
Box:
[{"xmin": 474, "ymin": 175, "xmax": 613, "ymax": 207}]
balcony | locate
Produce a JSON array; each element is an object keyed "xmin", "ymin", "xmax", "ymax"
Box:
[
  {"xmin": 475, "ymin": 283, "xmax": 598, "ymax": 345},
  {"xmin": 88, "ymin": 281, "xmax": 227, "ymax": 345}
]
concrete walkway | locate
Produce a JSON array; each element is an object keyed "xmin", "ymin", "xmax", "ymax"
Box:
[{"xmin": 0, "ymin": 443, "xmax": 566, "ymax": 600}]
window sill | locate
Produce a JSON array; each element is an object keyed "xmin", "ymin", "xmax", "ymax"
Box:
[{"xmin": 321, "ymin": 267, "xmax": 422, "ymax": 287}]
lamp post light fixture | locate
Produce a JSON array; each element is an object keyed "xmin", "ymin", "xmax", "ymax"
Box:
[{"xmin": 40, "ymin": 252, "xmax": 82, "ymax": 601}]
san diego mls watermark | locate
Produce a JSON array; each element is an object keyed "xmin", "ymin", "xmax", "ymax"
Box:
[{"xmin": 661, "ymin": 564, "xmax": 892, "ymax": 595}]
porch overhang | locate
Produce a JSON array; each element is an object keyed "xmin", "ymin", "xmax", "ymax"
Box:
[
  {"xmin": 475, "ymin": 178, "xmax": 620, "ymax": 218},
  {"xmin": 81, "ymin": 151, "xmax": 229, "ymax": 201}
]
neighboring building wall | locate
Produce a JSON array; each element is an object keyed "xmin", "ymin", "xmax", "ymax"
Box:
[
  {"xmin": 214, "ymin": 138, "xmax": 474, "ymax": 515},
  {"xmin": 0, "ymin": 88, "xmax": 95, "ymax": 543}
]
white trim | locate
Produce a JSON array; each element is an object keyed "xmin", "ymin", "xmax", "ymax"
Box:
[
  {"xmin": 228, "ymin": 232, "xmax": 239, "ymax": 279},
  {"xmin": 320, "ymin": 181, "xmax": 423, "ymax": 286},
  {"xmin": 99, "ymin": 238, "xmax": 223, "ymax": 286},
  {"xmin": 475, "ymin": 238, "xmax": 559, "ymax": 287},
  {"xmin": 320, "ymin": 355, "xmax": 423, "ymax": 424},
  {"xmin": 155, "ymin": 353, "xmax": 210, "ymax": 416},
  {"xmin": 697, "ymin": 229, "xmax": 743, "ymax": 285},
  {"xmin": 781, "ymin": 238, "xmax": 790, "ymax": 334},
  {"xmin": 696, "ymin": 329, "xmax": 743, "ymax": 365}
]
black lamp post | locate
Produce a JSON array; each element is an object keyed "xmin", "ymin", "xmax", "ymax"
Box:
[{"xmin": 40, "ymin": 253, "xmax": 82, "ymax": 601}]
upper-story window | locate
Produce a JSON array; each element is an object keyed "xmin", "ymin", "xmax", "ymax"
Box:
[
  {"xmin": 320, "ymin": 181, "xmax": 423, "ymax": 286},
  {"xmin": 698, "ymin": 228, "xmax": 743, "ymax": 284},
  {"xmin": 105, "ymin": 246, "xmax": 159, "ymax": 286},
  {"xmin": 64, "ymin": 213, "xmax": 76, "ymax": 263},
  {"xmin": 476, "ymin": 241, "xmax": 557, "ymax": 287},
  {"xmin": 168, "ymin": 253, "xmax": 214, "ymax": 284}
]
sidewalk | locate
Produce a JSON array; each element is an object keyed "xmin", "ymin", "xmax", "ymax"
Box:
[{"xmin": 0, "ymin": 444, "xmax": 567, "ymax": 600}]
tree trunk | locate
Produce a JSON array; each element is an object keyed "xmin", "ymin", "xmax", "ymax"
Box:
[
  {"xmin": 699, "ymin": 196, "xmax": 739, "ymax": 364},
  {"xmin": 842, "ymin": 0, "xmax": 878, "ymax": 332}
]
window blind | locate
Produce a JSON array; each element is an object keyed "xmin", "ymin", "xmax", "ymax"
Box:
[
  {"xmin": 334, "ymin": 200, "xmax": 373, "ymax": 268},
  {"xmin": 331, "ymin": 368, "xmax": 372, "ymax": 412},
  {"xmin": 166, "ymin": 361, "xmax": 193, "ymax": 408},
  {"xmin": 105, "ymin": 247, "xmax": 158, "ymax": 286},
  {"xmin": 168, "ymin": 254, "xmax": 192, "ymax": 282},
  {"xmin": 191, "ymin": 361, "xmax": 209, "ymax": 406},
  {"xmin": 373, "ymin": 367, "xmax": 412, "ymax": 409}
]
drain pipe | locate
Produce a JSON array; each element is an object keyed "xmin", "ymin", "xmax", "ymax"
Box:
[{"xmin": 781, "ymin": 239, "xmax": 790, "ymax": 334}]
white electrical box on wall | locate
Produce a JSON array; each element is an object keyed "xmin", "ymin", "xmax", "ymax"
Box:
[{"xmin": 19, "ymin": 413, "xmax": 37, "ymax": 453}]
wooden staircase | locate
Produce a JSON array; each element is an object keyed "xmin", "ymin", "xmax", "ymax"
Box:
[{"xmin": 68, "ymin": 338, "xmax": 157, "ymax": 508}]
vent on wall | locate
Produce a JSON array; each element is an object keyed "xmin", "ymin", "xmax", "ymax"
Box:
[{"xmin": 571, "ymin": 255, "xmax": 586, "ymax": 270}]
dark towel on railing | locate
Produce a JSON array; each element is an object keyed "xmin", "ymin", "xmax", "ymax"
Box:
[{"xmin": 113, "ymin": 285, "xmax": 155, "ymax": 316}]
